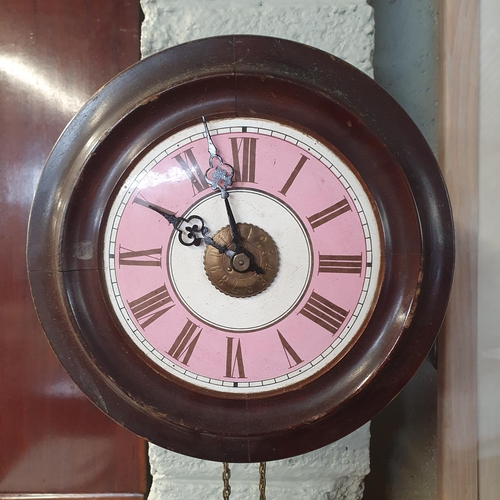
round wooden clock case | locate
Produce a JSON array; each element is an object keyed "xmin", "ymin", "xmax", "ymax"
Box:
[{"xmin": 27, "ymin": 35, "xmax": 454, "ymax": 462}]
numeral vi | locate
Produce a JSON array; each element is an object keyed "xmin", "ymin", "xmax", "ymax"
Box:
[{"xmin": 225, "ymin": 337, "xmax": 246, "ymax": 379}]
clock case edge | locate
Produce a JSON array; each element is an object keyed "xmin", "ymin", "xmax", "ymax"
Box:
[{"xmin": 26, "ymin": 35, "xmax": 454, "ymax": 462}]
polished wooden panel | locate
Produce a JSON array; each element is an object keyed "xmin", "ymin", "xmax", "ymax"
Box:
[
  {"xmin": 438, "ymin": 0, "xmax": 479, "ymax": 498},
  {"xmin": 0, "ymin": 0, "xmax": 146, "ymax": 494}
]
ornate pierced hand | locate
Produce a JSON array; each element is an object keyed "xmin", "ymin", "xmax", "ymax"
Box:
[
  {"xmin": 202, "ymin": 117, "xmax": 263, "ymax": 274},
  {"xmin": 134, "ymin": 195, "xmax": 226, "ymax": 253}
]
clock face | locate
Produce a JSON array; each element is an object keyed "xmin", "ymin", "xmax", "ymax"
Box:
[
  {"xmin": 27, "ymin": 35, "xmax": 453, "ymax": 462},
  {"xmin": 103, "ymin": 118, "xmax": 382, "ymax": 393}
]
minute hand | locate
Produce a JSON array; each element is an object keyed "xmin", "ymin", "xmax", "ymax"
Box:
[
  {"xmin": 224, "ymin": 196, "xmax": 241, "ymax": 249},
  {"xmin": 224, "ymin": 196, "xmax": 264, "ymax": 274}
]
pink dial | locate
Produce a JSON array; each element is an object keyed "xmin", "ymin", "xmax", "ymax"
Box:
[{"xmin": 103, "ymin": 118, "xmax": 382, "ymax": 393}]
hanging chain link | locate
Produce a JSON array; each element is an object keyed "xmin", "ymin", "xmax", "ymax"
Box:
[
  {"xmin": 259, "ymin": 462, "xmax": 266, "ymax": 500},
  {"xmin": 221, "ymin": 462, "xmax": 267, "ymax": 499},
  {"xmin": 222, "ymin": 462, "xmax": 231, "ymax": 500}
]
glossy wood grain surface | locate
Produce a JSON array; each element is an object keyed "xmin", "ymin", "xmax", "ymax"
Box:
[{"xmin": 0, "ymin": 0, "xmax": 146, "ymax": 494}]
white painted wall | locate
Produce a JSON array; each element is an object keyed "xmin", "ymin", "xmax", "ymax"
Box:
[
  {"xmin": 140, "ymin": 1, "xmax": 374, "ymax": 498},
  {"xmin": 478, "ymin": 0, "xmax": 500, "ymax": 497}
]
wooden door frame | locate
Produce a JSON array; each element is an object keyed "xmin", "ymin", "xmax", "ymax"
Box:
[{"xmin": 438, "ymin": 0, "xmax": 479, "ymax": 498}]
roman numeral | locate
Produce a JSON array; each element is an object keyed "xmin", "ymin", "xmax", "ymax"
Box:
[
  {"xmin": 307, "ymin": 197, "xmax": 351, "ymax": 229},
  {"xmin": 318, "ymin": 254, "xmax": 362, "ymax": 275},
  {"xmin": 277, "ymin": 331, "xmax": 303, "ymax": 368},
  {"xmin": 174, "ymin": 148, "xmax": 209, "ymax": 195},
  {"xmin": 133, "ymin": 195, "xmax": 152, "ymax": 209},
  {"xmin": 118, "ymin": 246, "xmax": 162, "ymax": 267},
  {"xmin": 128, "ymin": 284, "xmax": 174, "ymax": 329},
  {"xmin": 299, "ymin": 291, "xmax": 349, "ymax": 335},
  {"xmin": 279, "ymin": 154, "xmax": 309, "ymax": 196},
  {"xmin": 167, "ymin": 319, "xmax": 202, "ymax": 366},
  {"xmin": 225, "ymin": 337, "xmax": 246, "ymax": 379},
  {"xmin": 230, "ymin": 137, "xmax": 257, "ymax": 183}
]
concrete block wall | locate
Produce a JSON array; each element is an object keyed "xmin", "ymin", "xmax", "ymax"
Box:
[{"xmin": 140, "ymin": 1, "xmax": 374, "ymax": 498}]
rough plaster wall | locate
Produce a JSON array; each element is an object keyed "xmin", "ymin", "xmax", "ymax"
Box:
[
  {"xmin": 140, "ymin": 1, "xmax": 375, "ymax": 498},
  {"xmin": 141, "ymin": 0, "xmax": 374, "ymax": 77},
  {"xmin": 149, "ymin": 428, "xmax": 370, "ymax": 500}
]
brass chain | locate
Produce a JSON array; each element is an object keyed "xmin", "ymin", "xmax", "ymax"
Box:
[
  {"xmin": 222, "ymin": 462, "xmax": 231, "ymax": 500},
  {"xmin": 221, "ymin": 462, "xmax": 267, "ymax": 499},
  {"xmin": 259, "ymin": 462, "xmax": 266, "ymax": 500}
]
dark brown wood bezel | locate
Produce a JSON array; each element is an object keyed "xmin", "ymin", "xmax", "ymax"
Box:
[{"xmin": 27, "ymin": 35, "xmax": 454, "ymax": 462}]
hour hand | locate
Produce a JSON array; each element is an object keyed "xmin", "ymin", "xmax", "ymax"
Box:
[
  {"xmin": 143, "ymin": 201, "xmax": 179, "ymax": 227},
  {"xmin": 204, "ymin": 235, "xmax": 231, "ymax": 255},
  {"xmin": 136, "ymin": 197, "xmax": 209, "ymax": 248}
]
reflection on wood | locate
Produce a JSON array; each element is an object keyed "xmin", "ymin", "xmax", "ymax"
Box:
[{"xmin": 0, "ymin": 0, "xmax": 146, "ymax": 495}]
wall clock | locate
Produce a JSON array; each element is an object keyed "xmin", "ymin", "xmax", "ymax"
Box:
[{"xmin": 27, "ymin": 35, "xmax": 454, "ymax": 463}]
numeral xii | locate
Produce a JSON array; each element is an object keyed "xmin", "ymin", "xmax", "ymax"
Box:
[{"xmin": 230, "ymin": 137, "xmax": 257, "ymax": 183}]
